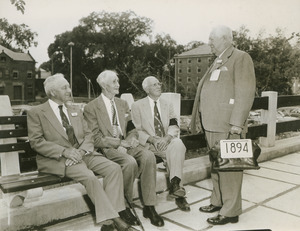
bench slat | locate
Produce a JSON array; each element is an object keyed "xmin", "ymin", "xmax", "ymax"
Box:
[
  {"xmin": 0, "ymin": 115, "xmax": 27, "ymax": 125},
  {"xmin": 0, "ymin": 173, "xmax": 63, "ymax": 193},
  {"xmin": 0, "ymin": 128, "xmax": 28, "ymax": 139},
  {"xmin": 0, "ymin": 141, "xmax": 32, "ymax": 152}
]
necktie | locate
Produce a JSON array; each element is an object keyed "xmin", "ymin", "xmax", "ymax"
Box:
[
  {"xmin": 154, "ymin": 101, "xmax": 165, "ymax": 137},
  {"xmin": 110, "ymin": 100, "xmax": 119, "ymax": 138},
  {"xmin": 58, "ymin": 105, "xmax": 78, "ymax": 146}
]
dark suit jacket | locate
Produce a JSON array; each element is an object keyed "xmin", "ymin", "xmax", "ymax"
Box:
[
  {"xmin": 27, "ymin": 101, "xmax": 97, "ymax": 177},
  {"xmin": 190, "ymin": 46, "xmax": 256, "ymax": 134}
]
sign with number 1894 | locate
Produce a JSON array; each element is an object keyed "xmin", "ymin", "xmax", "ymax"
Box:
[{"xmin": 220, "ymin": 139, "xmax": 253, "ymax": 158}]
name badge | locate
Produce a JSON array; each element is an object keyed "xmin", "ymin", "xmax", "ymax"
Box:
[
  {"xmin": 220, "ymin": 139, "xmax": 253, "ymax": 158},
  {"xmin": 210, "ymin": 69, "xmax": 220, "ymax": 81},
  {"xmin": 71, "ymin": 112, "xmax": 78, "ymax": 117}
]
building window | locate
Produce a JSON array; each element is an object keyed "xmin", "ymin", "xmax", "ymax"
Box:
[
  {"xmin": 178, "ymin": 77, "xmax": 182, "ymax": 83},
  {"xmin": 5, "ymin": 70, "xmax": 9, "ymax": 77},
  {"xmin": 187, "ymin": 77, "xmax": 191, "ymax": 83},
  {"xmin": 197, "ymin": 67, "xmax": 201, "ymax": 73},
  {"xmin": 0, "ymin": 57, "xmax": 6, "ymax": 62},
  {"xmin": 13, "ymin": 71, "xmax": 19, "ymax": 79},
  {"xmin": 187, "ymin": 67, "xmax": 191, "ymax": 73},
  {"xmin": 197, "ymin": 58, "xmax": 201, "ymax": 63},
  {"xmin": 27, "ymin": 84, "xmax": 33, "ymax": 97},
  {"xmin": 178, "ymin": 60, "xmax": 182, "ymax": 64},
  {"xmin": 187, "ymin": 86, "xmax": 191, "ymax": 92},
  {"xmin": 188, "ymin": 59, "xmax": 191, "ymax": 64},
  {"xmin": 178, "ymin": 69, "xmax": 182, "ymax": 73},
  {"xmin": 27, "ymin": 71, "xmax": 33, "ymax": 79},
  {"xmin": 0, "ymin": 70, "xmax": 3, "ymax": 78},
  {"xmin": 197, "ymin": 76, "xmax": 201, "ymax": 82}
]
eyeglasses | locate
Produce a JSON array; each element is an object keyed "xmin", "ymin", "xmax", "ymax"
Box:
[{"xmin": 150, "ymin": 82, "xmax": 162, "ymax": 88}]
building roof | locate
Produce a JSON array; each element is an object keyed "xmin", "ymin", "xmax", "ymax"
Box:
[
  {"xmin": 0, "ymin": 45, "xmax": 35, "ymax": 62},
  {"xmin": 176, "ymin": 44, "xmax": 212, "ymax": 57}
]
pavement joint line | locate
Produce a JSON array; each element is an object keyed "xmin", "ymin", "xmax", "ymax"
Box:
[
  {"xmin": 270, "ymin": 160, "xmax": 300, "ymax": 168},
  {"xmin": 243, "ymin": 172, "xmax": 298, "ymax": 186},
  {"xmin": 262, "ymin": 204, "xmax": 300, "ymax": 218},
  {"xmin": 160, "ymin": 216, "xmax": 197, "ymax": 231},
  {"xmin": 258, "ymin": 166, "xmax": 300, "ymax": 176},
  {"xmin": 242, "ymin": 184, "xmax": 300, "ymax": 215}
]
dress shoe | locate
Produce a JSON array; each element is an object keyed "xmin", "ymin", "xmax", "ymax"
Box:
[
  {"xmin": 169, "ymin": 177, "xmax": 186, "ymax": 198},
  {"xmin": 119, "ymin": 208, "xmax": 139, "ymax": 226},
  {"xmin": 175, "ymin": 197, "xmax": 190, "ymax": 211},
  {"xmin": 143, "ymin": 206, "xmax": 164, "ymax": 227},
  {"xmin": 199, "ymin": 204, "xmax": 222, "ymax": 213},
  {"xmin": 113, "ymin": 217, "xmax": 138, "ymax": 231},
  {"xmin": 101, "ymin": 223, "xmax": 117, "ymax": 231},
  {"xmin": 207, "ymin": 214, "xmax": 239, "ymax": 225}
]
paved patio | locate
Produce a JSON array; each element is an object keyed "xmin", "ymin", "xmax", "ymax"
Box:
[{"xmin": 42, "ymin": 152, "xmax": 300, "ymax": 231}]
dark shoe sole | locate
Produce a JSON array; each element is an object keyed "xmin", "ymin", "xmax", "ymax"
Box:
[
  {"xmin": 199, "ymin": 206, "xmax": 222, "ymax": 213},
  {"xmin": 207, "ymin": 216, "xmax": 239, "ymax": 225}
]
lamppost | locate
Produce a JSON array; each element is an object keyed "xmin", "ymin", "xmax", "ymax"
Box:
[
  {"xmin": 68, "ymin": 42, "xmax": 74, "ymax": 91},
  {"xmin": 51, "ymin": 49, "xmax": 63, "ymax": 75}
]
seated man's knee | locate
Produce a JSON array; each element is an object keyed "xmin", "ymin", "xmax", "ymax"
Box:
[
  {"xmin": 124, "ymin": 155, "xmax": 138, "ymax": 171},
  {"xmin": 141, "ymin": 150, "xmax": 156, "ymax": 165}
]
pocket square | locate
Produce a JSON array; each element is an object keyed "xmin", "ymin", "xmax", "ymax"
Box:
[
  {"xmin": 220, "ymin": 66, "xmax": 228, "ymax": 71},
  {"xmin": 71, "ymin": 112, "xmax": 78, "ymax": 116}
]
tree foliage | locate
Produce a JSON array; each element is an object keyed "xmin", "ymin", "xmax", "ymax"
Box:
[
  {"xmin": 10, "ymin": 0, "xmax": 26, "ymax": 14},
  {"xmin": 0, "ymin": 18, "xmax": 38, "ymax": 51},
  {"xmin": 46, "ymin": 11, "xmax": 184, "ymax": 97},
  {"xmin": 233, "ymin": 26, "xmax": 300, "ymax": 96}
]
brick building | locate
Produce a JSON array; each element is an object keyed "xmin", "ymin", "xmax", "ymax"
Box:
[
  {"xmin": 174, "ymin": 44, "xmax": 214, "ymax": 99},
  {"xmin": 0, "ymin": 45, "xmax": 36, "ymax": 104}
]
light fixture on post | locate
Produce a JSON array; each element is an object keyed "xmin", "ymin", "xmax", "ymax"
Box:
[{"xmin": 68, "ymin": 42, "xmax": 74, "ymax": 91}]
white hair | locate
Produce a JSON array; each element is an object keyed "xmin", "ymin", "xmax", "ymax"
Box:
[
  {"xmin": 211, "ymin": 25, "xmax": 233, "ymax": 43},
  {"xmin": 96, "ymin": 70, "xmax": 118, "ymax": 89},
  {"xmin": 44, "ymin": 73, "xmax": 66, "ymax": 97},
  {"xmin": 142, "ymin": 76, "xmax": 158, "ymax": 92}
]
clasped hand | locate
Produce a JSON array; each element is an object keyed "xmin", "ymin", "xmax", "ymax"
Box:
[
  {"xmin": 152, "ymin": 135, "xmax": 172, "ymax": 152},
  {"xmin": 118, "ymin": 138, "xmax": 139, "ymax": 154},
  {"xmin": 63, "ymin": 148, "xmax": 85, "ymax": 166}
]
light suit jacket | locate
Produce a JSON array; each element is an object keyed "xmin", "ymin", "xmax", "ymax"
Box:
[
  {"xmin": 27, "ymin": 101, "xmax": 97, "ymax": 177},
  {"xmin": 190, "ymin": 46, "xmax": 256, "ymax": 134},
  {"xmin": 83, "ymin": 95, "xmax": 137, "ymax": 150},
  {"xmin": 131, "ymin": 97, "xmax": 177, "ymax": 146}
]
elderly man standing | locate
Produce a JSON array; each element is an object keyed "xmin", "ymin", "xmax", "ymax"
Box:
[
  {"xmin": 190, "ymin": 25, "xmax": 256, "ymax": 225},
  {"xmin": 84, "ymin": 70, "xmax": 164, "ymax": 227},
  {"xmin": 27, "ymin": 73, "xmax": 136, "ymax": 231},
  {"xmin": 131, "ymin": 76, "xmax": 190, "ymax": 212}
]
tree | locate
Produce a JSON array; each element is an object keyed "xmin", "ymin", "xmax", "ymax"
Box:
[
  {"xmin": 47, "ymin": 11, "xmax": 156, "ymax": 96},
  {"xmin": 233, "ymin": 26, "xmax": 300, "ymax": 96},
  {"xmin": 10, "ymin": 0, "xmax": 26, "ymax": 14},
  {"xmin": 0, "ymin": 18, "xmax": 38, "ymax": 51}
]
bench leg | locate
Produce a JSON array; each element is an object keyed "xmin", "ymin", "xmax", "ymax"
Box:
[{"xmin": 2, "ymin": 188, "xmax": 44, "ymax": 208}]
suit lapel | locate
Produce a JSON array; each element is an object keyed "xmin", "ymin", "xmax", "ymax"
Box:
[
  {"xmin": 42, "ymin": 102, "xmax": 68, "ymax": 140},
  {"xmin": 159, "ymin": 99, "xmax": 168, "ymax": 130},
  {"xmin": 97, "ymin": 96, "xmax": 114, "ymax": 136},
  {"xmin": 219, "ymin": 45, "xmax": 234, "ymax": 67},
  {"xmin": 142, "ymin": 98, "xmax": 155, "ymax": 133},
  {"xmin": 115, "ymin": 99, "xmax": 126, "ymax": 136}
]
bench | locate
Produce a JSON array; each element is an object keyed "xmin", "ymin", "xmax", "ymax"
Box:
[
  {"xmin": 0, "ymin": 113, "xmax": 75, "ymax": 207},
  {"xmin": 0, "ymin": 95, "xmax": 76, "ymax": 209}
]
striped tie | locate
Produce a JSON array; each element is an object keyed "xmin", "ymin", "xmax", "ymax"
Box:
[
  {"xmin": 110, "ymin": 100, "xmax": 119, "ymax": 138},
  {"xmin": 58, "ymin": 105, "xmax": 78, "ymax": 146},
  {"xmin": 154, "ymin": 101, "xmax": 165, "ymax": 137}
]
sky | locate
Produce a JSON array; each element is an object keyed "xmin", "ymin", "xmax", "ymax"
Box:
[{"xmin": 0, "ymin": 0, "xmax": 300, "ymax": 66}]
